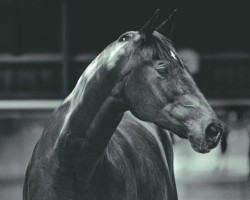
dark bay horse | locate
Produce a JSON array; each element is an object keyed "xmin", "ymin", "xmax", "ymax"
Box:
[{"xmin": 23, "ymin": 10, "xmax": 227, "ymax": 200}]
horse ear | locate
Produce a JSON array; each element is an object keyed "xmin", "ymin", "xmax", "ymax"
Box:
[
  {"xmin": 156, "ymin": 9, "xmax": 178, "ymax": 38},
  {"xmin": 140, "ymin": 9, "xmax": 160, "ymax": 37}
]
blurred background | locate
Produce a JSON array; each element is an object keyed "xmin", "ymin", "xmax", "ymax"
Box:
[{"xmin": 0, "ymin": 0, "xmax": 250, "ymax": 199}]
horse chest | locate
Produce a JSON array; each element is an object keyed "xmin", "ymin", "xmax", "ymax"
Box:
[{"xmin": 81, "ymin": 122, "xmax": 177, "ymax": 200}]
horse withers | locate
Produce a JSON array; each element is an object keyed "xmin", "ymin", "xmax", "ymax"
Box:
[{"xmin": 23, "ymin": 10, "xmax": 227, "ymax": 200}]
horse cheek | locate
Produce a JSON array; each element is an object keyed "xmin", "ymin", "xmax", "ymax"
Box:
[{"xmin": 124, "ymin": 72, "xmax": 159, "ymax": 121}]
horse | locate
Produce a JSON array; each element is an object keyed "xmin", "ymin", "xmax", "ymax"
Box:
[{"xmin": 23, "ymin": 10, "xmax": 227, "ymax": 200}]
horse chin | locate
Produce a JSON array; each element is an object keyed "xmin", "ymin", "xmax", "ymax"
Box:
[
  {"xmin": 190, "ymin": 143, "xmax": 211, "ymax": 154},
  {"xmin": 188, "ymin": 135, "xmax": 221, "ymax": 154},
  {"xmin": 155, "ymin": 122, "xmax": 188, "ymax": 139}
]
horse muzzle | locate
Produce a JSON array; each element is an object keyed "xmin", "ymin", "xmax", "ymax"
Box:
[{"xmin": 188, "ymin": 120, "xmax": 227, "ymax": 153}]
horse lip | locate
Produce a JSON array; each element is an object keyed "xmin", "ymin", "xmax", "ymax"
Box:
[
  {"xmin": 188, "ymin": 135, "xmax": 212, "ymax": 154},
  {"xmin": 190, "ymin": 141, "xmax": 210, "ymax": 153},
  {"xmin": 194, "ymin": 143, "xmax": 211, "ymax": 153},
  {"xmin": 198, "ymin": 148, "xmax": 210, "ymax": 154}
]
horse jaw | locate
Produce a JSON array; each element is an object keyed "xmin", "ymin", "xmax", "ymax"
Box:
[{"xmin": 153, "ymin": 97, "xmax": 223, "ymax": 154}]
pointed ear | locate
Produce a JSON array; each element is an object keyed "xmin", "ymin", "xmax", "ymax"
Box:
[
  {"xmin": 156, "ymin": 9, "xmax": 178, "ymax": 38},
  {"xmin": 140, "ymin": 9, "xmax": 160, "ymax": 37}
]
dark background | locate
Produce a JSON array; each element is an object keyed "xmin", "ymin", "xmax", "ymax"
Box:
[
  {"xmin": 0, "ymin": 0, "xmax": 249, "ymax": 99},
  {"xmin": 0, "ymin": 0, "xmax": 249, "ymax": 53}
]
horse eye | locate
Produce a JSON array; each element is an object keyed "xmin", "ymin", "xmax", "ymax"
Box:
[
  {"xmin": 156, "ymin": 67, "xmax": 168, "ymax": 76},
  {"xmin": 119, "ymin": 34, "xmax": 131, "ymax": 42},
  {"xmin": 155, "ymin": 61, "xmax": 170, "ymax": 76}
]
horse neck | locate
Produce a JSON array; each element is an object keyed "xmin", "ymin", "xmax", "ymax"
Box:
[{"xmin": 54, "ymin": 55, "xmax": 126, "ymax": 176}]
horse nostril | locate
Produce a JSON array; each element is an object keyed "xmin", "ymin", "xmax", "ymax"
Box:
[{"xmin": 205, "ymin": 123, "xmax": 219, "ymax": 138}]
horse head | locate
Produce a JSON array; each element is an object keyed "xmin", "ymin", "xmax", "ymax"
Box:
[{"xmin": 95, "ymin": 10, "xmax": 227, "ymax": 153}]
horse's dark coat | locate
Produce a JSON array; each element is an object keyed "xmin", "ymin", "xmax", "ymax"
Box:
[
  {"xmin": 23, "ymin": 10, "xmax": 225, "ymax": 200},
  {"xmin": 24, "ymin": 112, "xmax": 177, "ymax": 200}
]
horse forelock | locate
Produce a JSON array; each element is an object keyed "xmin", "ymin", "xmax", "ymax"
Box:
[{"xmin": 149, "ymin": 32, "xmax": 185, "ymax": 69}]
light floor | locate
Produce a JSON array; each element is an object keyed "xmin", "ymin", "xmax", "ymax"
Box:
[
  {"xmin": 0, "ymin": 125, "xmax": 249, "ymax": 200},
  {"xmin": 174, "ymin": 127, "xmax": 250, "ymax": 200}
]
